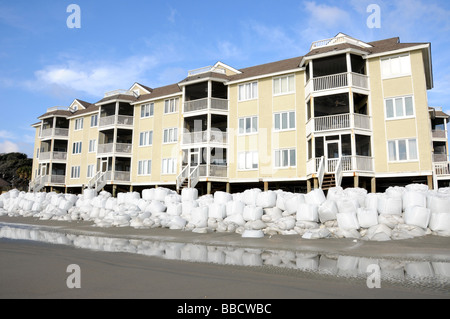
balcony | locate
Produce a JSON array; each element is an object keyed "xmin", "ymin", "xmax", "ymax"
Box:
[
  {"xmin": 432, "ymin": 130, "xmax": 447, "ymax": 139},
  {"xmin": 305, "ymin": 72, "xmax": 369, "ymax": 96},
  {"xmin": 433, "ymin": 162, "xmax": 450, "ymax": 177},
  {"xmin": 184, "ymin": 98, "xmax": 228, "ymax": 113},
  {"xmin": 306, "ymin": 113, "xmax": 371, "ymax": 135},
  {"xmin": 182, "ymin": 130, "xmax": 228, "ymax": 145},
  {"xmin": 307, "ymin": 155, "xmax": 374, "ymax": 175},
  {"xmin": 97, "ymin": 143, "xmax": 132, "ymax": 155},
  {"xmin": 40, "ymin": 128, "xmax": 69, "ymax": 139},
  {"xmin": 38, "ymin": 151, "xmax": 67, "ymax": 162},
  {"xmin": 99, "ymin": 115, "xmax": 134, "ymax": 128}
]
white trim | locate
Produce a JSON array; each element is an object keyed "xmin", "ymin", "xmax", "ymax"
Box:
[
  {"xmin": 365, "ymin": 44, "xmax": 430, "ymax": 59},
  {"xmin": 131, "ymin": 92, "xmax": 182, "ymax": 105},
  {"xmin": 214, "ymin": 61, "xmax": 242, "ymax": 75},
  {"xmin": 226, "ymin": 68, "xmax": 304, "ymax": 86},
  {"xmin": 300, "ymin": 48, "xmax": 370, "ymax": 66},
  {"xmin": 375, "ymin": 171, "xmax": 433, "ymax": 178}
]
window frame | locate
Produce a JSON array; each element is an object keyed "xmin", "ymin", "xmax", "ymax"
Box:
[
  {"xmin": 238, "ymin": 81, "xmax": 258, "ymax": 102},
  {"xmin": 161, "ymin": 158, "xmax": 177, "ymax": 175},
  {"xmin": 88, "ymin": 139, "xmax": 96, "ymax": 153},
  {"xmin": 163, "ymin": 127, "xmax": 178, "ymax": 144},
  {"xmin": 71, "ymin": 166, "xmax": 81, "ymax": 179},
  {"xmin": 139, "ymin": 130, "xmax": 153, "ymax": 147},
  {"xmin": 380, "ymin": 54, "xmax": 411, "ymax": 79},
  {"xmin": 237, "ymin": 151, "xmax": 259, "ymax": 171},
  {"xmin": 273, "ymin": 111, "xmax": 296, "ymax": 132},
  {"xmin": 238, "ymin": 116, "xmax": 258, "ymax": 135},
  {"xmin": 164, "ymin": 98, "xmax": 179, "ymax": 114},
  {"xmin": 273, "ymin": 74, "xmax": 295, "ymax": 96},
  {"xmin": 140, "ymin": 103, "xmax": 154, "ymax": 118},
  {"xmin": 387, "ymin": 138, "xmax": 419, "ymax": 162},
  {"xmin": 72, "ymin": 141, "xmax": 82, "ymax": 155},
  {"xmin": 274, "ymin": 148, "xmax": 297, "ymax": 169},
  {"xmin": 385, "ymin": 95, "xmax": 415, "ymax": 120},
  {"xmin": 90, "ymin": 114, "xmax": 98, "ymax": 127},
  {"xmin": 74, "ymin": 118, "xmax": 84, "ymax": 131},
  {"xmin": 138, "ymin": 159, "xmax": 152, "ymax": 176}
]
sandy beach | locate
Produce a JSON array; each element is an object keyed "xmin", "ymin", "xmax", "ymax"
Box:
[{"xmin": 1, "ymin": 216, "xmax": 450, "ymax": 299}]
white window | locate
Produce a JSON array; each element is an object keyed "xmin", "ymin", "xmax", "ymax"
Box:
[
  {"xmin": 388, "ymin": 138, "xmax": 418, "ymax": 162},
  {"xmin": 274, "ymin": 111, "xmax": 296, "ymax": 131},
  {"xmin": 36, "ymin": 148, "xmax": 39, "ymax": 159},
  {"xmin": 88, "ymin": 139, "xmax": 96, "ymax": 153},
  {"xmin": 238, "ymin": 82, "xmax": 258, "ymax": 101},
  {"xmin": 141, "ymin": 103, "xmax": 154, "ymax": 118},
  {"xmin": 238, "ymin": 151, "xmax": 258, "ymax": 170},
  {"xmin": 164, "ymin": 98, "xmax": 178, "ymax": 114},
  {"xmin": 139, "ymin": 131, "xmax": 153, "ymax": 146},
  {"xmin": 274, "ymin": 149, "xmax": 296, "ymax": 168},
  {"xmin": 72, "ymin": 141, "xmax": 82, "ymax": 154},
  {"xmin": 90, "ymin": 114, "xmax": 98, "ymax": 127},
  {"xmin": 138, "ymin": 160, "xmax": 152, "ymax": 176},
  {"xmin": 162, "ymin": 158, "xmax": 176, "ymax": 174},
  {"xmin": 163, "ymin": 128, "xmax": 178, "ymax": 143},
  {"xmin": 385, "ymin": 96, "xmax": 414, "ymax": 119},
  {"xmin": 381, "ymin": 54, "xmax": 411, "ymax": 78},
  {"xmin": 74, "ymin": 118, "xmax": 84, "ymax": 130},
  {"xmin": 273, "ymin": 75, "xmax": 295, "ymax": 95},
  {"xmin": 71, "ymin": 166, "xmax": 81, "ymax": 179},
  {"xmin": 239, "ymin": 116, "xmax": 258, "ymax": 135},
  {"xmin": 87, "ymin": 164, "xmax": 95, "ymax": 178}
]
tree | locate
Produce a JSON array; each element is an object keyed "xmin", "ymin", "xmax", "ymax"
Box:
[{"xmin": 0, "ymin": 152, "xmax": 33, "ymax": 191}]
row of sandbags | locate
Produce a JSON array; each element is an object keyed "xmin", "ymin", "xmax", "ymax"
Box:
[{"xmin": 1, "ymin": 184, "xmax": 450, "ymax": 240}]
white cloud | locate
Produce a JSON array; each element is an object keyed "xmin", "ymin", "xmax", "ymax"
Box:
[
  {"xmin": 0, "ymin": 140, "xmax": 20, "ymax": 153},
  {"xmin": 27, "ymin": 54, "xmax": 159, "ymax": 98},
  {"xmin": 304, "ymin": 1, "xmax": 352, "ymax": 29}
]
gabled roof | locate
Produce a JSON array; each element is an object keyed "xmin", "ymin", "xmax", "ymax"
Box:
[{"xmin": 133, "ymin": 83, "xmax": 182, "ymax": 104}]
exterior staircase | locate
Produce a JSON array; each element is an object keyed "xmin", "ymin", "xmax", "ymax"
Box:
[
  {"xmin": 176, "ymin": 164, "xmax": 200, "ymax": 193},
  {"xmin": 87, "ymin": 171, "xmax": 108, "ymax": 193},
  {"xmin": 321, "ymin": 173, "xmax": 336, "ymax": 190},
  {"xmin": 29, "ymin": 175, "xmax": 46, "ymax": 193}
]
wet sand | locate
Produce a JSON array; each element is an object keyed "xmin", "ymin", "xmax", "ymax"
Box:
[{"xmin": 1, "ymin": 216, "xmax": 450, "ymax": 299}]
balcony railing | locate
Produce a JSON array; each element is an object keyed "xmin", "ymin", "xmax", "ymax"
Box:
[
  {"xmin": 432, "ymin": 130, "xmax": 447, "ymax": 139},
  {"xmin": 40, "ymin": 128, "xmax": 69, "ymax": 138},
  {"xmin": 306, "ymin": 113, "xmax": 371, "ymax": 134},
  {"xmin": 97, "ymin": 143, "xmax": 132, "ymax": 155},
  {"xmin": 433, "ymin": 162, "xmax": 450, "ymax": 176},
  {"xmin": 433, "ymin": 154, "xmax": 449, "ymax": 162},
  {"xmin": 99, "ymin": 115, "xmax": 134, "ymax": 127},
  {"xmin": 182, "ymin": 164, "xmax": 228, "ymax": 178},
  {"xmin": 182, "ymin": 130, "xmax": 227, "ymax": 145},
  {"xmin": 307, "ymin": 155, "xmax": 374, "ymax": 175},
  {"xmin": 183, "ymin": 98, "xmax": 228, "ymax": 113},
  {"xmin": 39, "ymin": 152, "xmax": 67, "ymax": 161},
  {"xmin": 305, "ymin": 72, "xmax": 369, "ymax": 96}
]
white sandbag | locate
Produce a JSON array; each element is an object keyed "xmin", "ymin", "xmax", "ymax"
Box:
[
  {"xmin": 226, "ymin": 200, "xmax": 245, "ymax": 216},
  {"xmin": 243, "ymin": 205, "xmax": 263, "ymax": 221},
  {"xmin": 22, "ymin": 199, "xmax": 33, "ymax": 211},
  {"xmin": 209, "ymin": 203, "xmax": 226, "ymax": 219},
  {"xmin": 181, "ymin": 200, "xmax": 198, "ymax": 217},
  {"xmin": 166, "ymin": 203, "xmax": 182, "ymax": 216},
  {"xmin": 125, "ymin": 192, "xmax": 140, "ymax": 203},
  {"xmin": 385, "ymin": 186, "xmax": 405, "ymax": 198},
  {"xmin": 242, "ymin": 229, "xmax": 264, "ymax": 238},
  {"xmin": 305, "ymin": 189, "xmax": 326, "ymax": 206},
  {"xmin": 344, "ymin": 187, "xmax": 367, "ymax": 207},
  {"xmin": 285, "ymin": 194, "xmax": 305, "ymax": 214},
  {"xmin": 181, "ymin": 188, "xmax": 198, "ymax": 201},
  {"xmin": 276, "ymin": 192, "xmax": 291, "ymax": 211},
  {"xmin": 405, "ymin": 183, "xmax": 429, "ymax": 193},
  {"xmin": 392, "ymin": 224, "xmax": 427, "ymax": 240},
  {"xmin": 336, "ymin": 212, "xmax": 359, "ymax": 230},
  {"xmin": 378, "ymin": 214, "xmax": 404, "ymax": 229},
  {"xmin": 190, "ymin": 206, "xmax": 209, "ymax": 228},
  {"xmin": 83, "ymin": 188, "xmax": 96, "ymax": 201},
  {"xmin": 377, "ymin": 195, "xmax": 402, "ymax": 215},
  {"xmin": 142, "ymin": 189, "xmax": 155, "ymax": 201},
  {"xmin": 242, "ymin": 189, "xmax": 261, "ymax": 206},
  {"xmin": 363, "ymin": 224, "xmax": 392, "ymax": 241},
  {"xmin": 148, "ymin": 200, "xmax": 166, "ymax": 214},
  {"xmin": 326, "ymin": 186, "xmax": 344, "ymax": 201},
  {"xmin": 262, "ymin": 207, "xmax": 283, "ymax": 222},
  {"xmin": 302, "ymin": 228, "xmax": 331, "ymax": 239},
  {"xmin": 318, "ymin": 200, "xmax": 338, "ymax": 223},
  {"xmin": 224, "ymin": 213, "xmax": 246, "ymax": 226},
  {"xmin": 276, "ymin": 216, "xmax": 296, "ymax": 230},
  {"xmin": 429, "ymin": 213, "xmax": 450, "ymax": 233},
  {"xmin": 357, "ymin": 207, "xmax": 378, "ymax": 228},
  {"xmin": 296, "ymin": 203, "xmax": 318, "ymax": 222},
  {"xmin": 58, "ymin": 199, "xmax": 73, "ymax": 212},
  {"xmin": 256, "ymin": 191, "xmax": 277, "ymax": 208},
  {"xmin": 365, "ymin": 193, "xmax": 379, "ymax": 210},
  {"xmin": 154, "ymin": 188, "xmax": 169, "ymax": 202},
  {"xmin": 428, "ymin": 194, "xmax": 450, "ymax": 214},
  {"xmin": 247, "ymin": 219, "xmax": 266, "ymax": 230},
  {"xmin": 169, "ymin": 216, "xmax": 187, "ymax": 229},
  {"xmin": 404, "ymin": 206, "xmax": 431, "ymax": 229},
  {"xmin": 164, "ymin": 194, "xmax": 181, "ymax": 205},
  {"xmin": 403, "ymin": 191, "xmax": 426, "ymax": 210},
  {"xmin": 214, "ymin": 191, "xmax": 232, "ymax": 205},
  {"xmin": 336, "ymin": 198, "xmax": 359, "ymax": 214}
]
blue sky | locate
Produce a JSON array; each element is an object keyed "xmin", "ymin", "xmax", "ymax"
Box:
[{"xmin": 1, "ymin": 0, "xmax": 450, "ymax": 157}]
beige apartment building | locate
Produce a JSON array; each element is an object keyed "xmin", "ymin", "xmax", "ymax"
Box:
[{"xmin": 30, "ymin": 33, "xmax": 450, "ymax": 195}]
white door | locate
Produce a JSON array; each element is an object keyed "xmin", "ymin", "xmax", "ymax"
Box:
[{"xmin": 326, "ymin": 140, "xmax": 340, "ymax": 172}]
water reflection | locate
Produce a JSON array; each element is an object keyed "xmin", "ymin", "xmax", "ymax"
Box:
[{"xmin": 1, "ymin": 223, "xmax": 450, "ymax": 289}]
